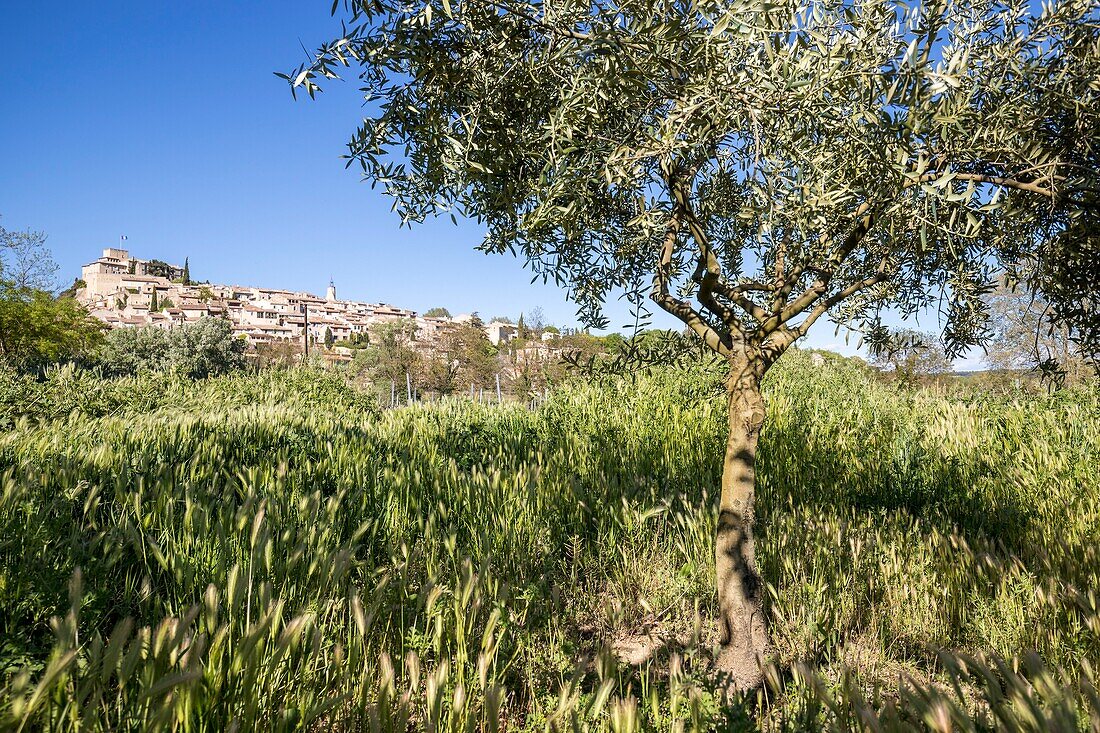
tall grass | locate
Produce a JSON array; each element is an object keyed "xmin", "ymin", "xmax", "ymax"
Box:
[{"xmin": 0, "ymin": 352, "xmax": 1097, "ymax": 730}]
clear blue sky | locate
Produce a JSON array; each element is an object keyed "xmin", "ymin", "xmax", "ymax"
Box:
[{"xmin": 2, "ymin": 2, "xmax": 973, "ymax": 364}]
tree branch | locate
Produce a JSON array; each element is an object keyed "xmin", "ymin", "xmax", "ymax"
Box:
[
  {"xmin": 769, "ymin": 233, "xmax": 791, "ymax": 313},
  {"xmin": 733, "ymin": 280, "xmax": 777, "ymax": 293},
  {"xmin": 917, "ymin": 171, "xmax": 1058, "ymax": 198},
  {"xmin": 779, "ymin": 202, "xmax": 875, "ymax": 324},
  {"xmin": 650, "ymin": 203, "xmax": 733, "ymax": 357},
  {"xmin": 770, "ymin": 164, "xmax": 1070, "ymax": 341},
  {"xmin": 792, "ymin": 269, "xmax": 890, "ymax": 338},
  {"xmin": 664, "ymin": 162, "xmax": 771, "ymax": 328}
]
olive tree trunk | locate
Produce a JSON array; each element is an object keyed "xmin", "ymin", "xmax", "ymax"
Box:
[{"xmin": 715, "ymin": 358, "xmax": 770, "ymax": 689}]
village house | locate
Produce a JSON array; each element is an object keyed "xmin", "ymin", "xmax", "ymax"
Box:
[{"xmin": 485, "ymin": 320, "xmax": 518, "ymax": 346}]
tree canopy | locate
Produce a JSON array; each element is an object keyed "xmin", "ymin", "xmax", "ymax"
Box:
[
  {"xmin": 0, "ymin": 286, "xmax": 104, "ymax": 370},
  {"xmin": 0, "ymin": 221, "xmax": 103, "ymax": 369},
  {"xmin": 288, "ymin": 0, "xmax": 1098, "ymax": 367},
  {"xmin": 144, "ymin": 260, "xmax": 176, "ymax": 280},
  {"xmin": 352, "ymin": 319, "xmax": 422, "ymax": 385},
  {"xmin": 422, "ymin": 318, "xmax": 499, "ymax": 392}
]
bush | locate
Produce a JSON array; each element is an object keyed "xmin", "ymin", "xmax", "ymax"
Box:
[{"xmin": 99, "ymin": 317, "xmax": 246, "ymax": 378}]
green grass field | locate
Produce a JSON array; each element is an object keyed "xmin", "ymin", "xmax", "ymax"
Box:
[{"xmin": 1, "ymin": 351, "xmax": 1098, "ymax": 731}]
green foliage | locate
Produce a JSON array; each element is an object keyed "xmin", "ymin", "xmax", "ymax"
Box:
[
  {"xmin": 443, "ymin": 320, "xmax": 498, "ymax": 390},
  {"xmin": 0, "ymin": 362, "xmax": 376, "ymax": 428},
  {"xmin": 423, "ymin": 306, "xmax": 451, "ymax": 318},
  {"xmin": 97, "ymin": 325, "xmax": 167, "ymax": 375},
  {"xmin": 0, "ymin": 223, "xmax": 100, "ymax": 371},
  {"xmin": 143, "ymin": 259, "xmax": 175, "ymax": 280},
  {"xmin": 0, "ymin": 285, "xmax": 105, "ymax": 371},
  {"xmin": 288, "ymin": 0, "xmax": 1099, "ymax": 360},
  {"xmin": 1, "ymin": 353, "xmax": 1098, "ymax": 729},
  {"xmin": 351, "ymin": 319, "xmax": 421, "ymax": 390},
  {"xmin": 98, "ymin": 317, "xmax": 247, "ymax": 378},
  {"xmin": 57, "ymin": 279, "xmax": 85, "ymax": 300}
]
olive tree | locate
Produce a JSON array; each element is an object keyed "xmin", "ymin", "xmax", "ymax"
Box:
[
  {"xmin": 286, "ymin": 0, "xmax": 1099, "ymax": 687},
  {"xmin": 100, "ymin": 318, "xmax": 247, "ymax": 378}
]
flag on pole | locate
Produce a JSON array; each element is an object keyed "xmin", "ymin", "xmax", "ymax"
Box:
[{"xmin": 120, "ymin": 235, "xmax": 128, "ymax": 241}]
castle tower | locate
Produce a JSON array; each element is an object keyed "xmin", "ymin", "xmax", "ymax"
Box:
[{"xmin": 326, "ymin": 279, "xmax": 336, "ymax": 302}]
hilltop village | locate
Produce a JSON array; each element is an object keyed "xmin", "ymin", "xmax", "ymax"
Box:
[{"xmin": 75, "ymin": 247, "xmax": 563, "ymax": 363}]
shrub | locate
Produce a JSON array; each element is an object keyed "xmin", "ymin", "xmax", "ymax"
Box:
[{"xmin": 99, "ymin": 317, "xmax": 246, "ymax": 378}]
